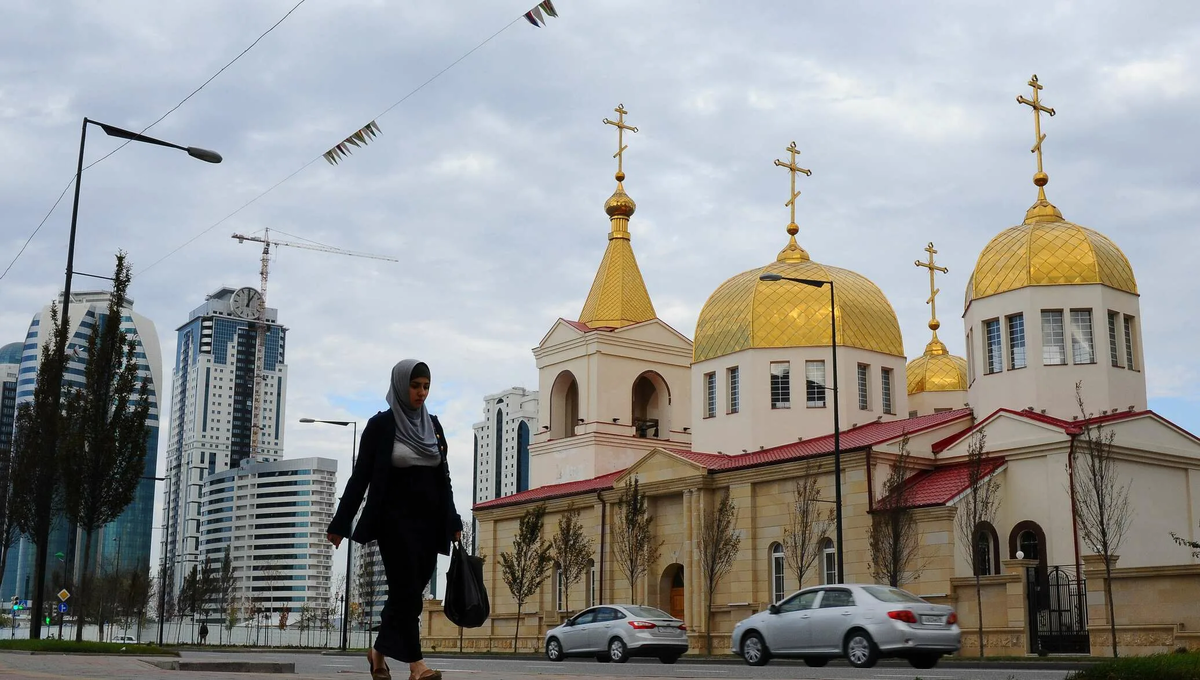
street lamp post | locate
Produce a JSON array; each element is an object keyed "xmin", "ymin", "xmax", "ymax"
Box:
[
  {"xmin": 759, "ymin": 273, "xmax": 844, "ymax": 583},
  {"xmin": 299, "ymin": 418, "xmax": 357, "ymax": 650}
]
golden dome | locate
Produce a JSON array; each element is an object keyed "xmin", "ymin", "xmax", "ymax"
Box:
[
  {"xmin": 906, "ymin": 335, "xmax": 968, "ymax": 394},
  {"xmin": 604, "ymin": 182, "xmax": 636, "ymax": 219},
  {"xmin": 693, "ymin": 251, "xmax": 904, "ymax": 363},
  {"xmin": 966, "ymin": 220, "xmax": 1138, "ymax": 306}
]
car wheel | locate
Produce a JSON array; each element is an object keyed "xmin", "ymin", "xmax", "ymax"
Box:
[
  {"xmin": 844, "ymin": 630, "xmax": 879, "ymax": 669},
  {"xmin": 546, "ymin": 638, "xmax": 564, "ymax": 662},
  {"xmin": 802, "ymin": 657, "xmax": 829, "ymax": 667},
  {"xmin": 741, "ymin": 632, "xmax": 770, "ymax": 667},
  {"xmin": 908, "ymin": 653, "xmax": 941, "ymax": 669},
  {"xmin": 607, "ymin": 637, "xmax": 629, "ymax": 664},
  {"xmin": 659, "ymin": 653, "xmax": 680, "ymax": 664}
]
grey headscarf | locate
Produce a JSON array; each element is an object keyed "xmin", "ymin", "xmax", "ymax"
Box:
[{"xmin": 385, "ymin": 359, "xmax": 441, "ymax": 459}]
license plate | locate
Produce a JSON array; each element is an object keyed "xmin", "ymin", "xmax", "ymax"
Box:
[{"xmin": 920, "ymin": 615, "xmax": 944, "ymax": 625}]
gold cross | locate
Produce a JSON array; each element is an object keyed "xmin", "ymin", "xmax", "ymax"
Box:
[
  {"xmin": 773, "ymin": 141, "xmax": 811, "ymax": 230},
  {"xmin": 1016, "ymin": 74, "xmax": 1056, "ymax": 183},
  {"xmin": 602, "ymin": 104, "xmax": 638, "ymax": 182},
  {"xmin": 914, "ymin": 242, "xmax": 948, "ymax": 331}
]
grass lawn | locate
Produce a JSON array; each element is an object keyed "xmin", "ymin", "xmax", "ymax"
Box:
[
  {"xmin": 1066, "ymin": 651, "xmax": 1200, "ymax": 680},
  {"xmin": 0, "ymin": 639, "xmax": 178, "ymax": 655}
]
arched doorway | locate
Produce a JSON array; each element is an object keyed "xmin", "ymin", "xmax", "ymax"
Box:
[
  {"xmin": 549, "ymin": 371, "xmax": 579, "ymax": 439},
  {"xmin": 631, "ymin": 371, "xmax": 671, "ymax": 439},
  {"xmin": 658, "ymin": 564, "xmax": 685, "ymax": 620}
]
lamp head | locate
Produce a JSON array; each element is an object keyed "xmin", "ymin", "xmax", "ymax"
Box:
[
  {"xmin": 759, "ymin": 273, "xmax": 783, "ymax": 282},
  {"xmin": 299, "ymin": 418, "xmax": 316, "ymax": 423},
  {"xmin": 186, "ymin": 147, "xmax": 223, "ymax": 163}
]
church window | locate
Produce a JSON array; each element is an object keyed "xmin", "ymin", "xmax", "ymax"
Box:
[
  {"xmin": 727, "ymin": 367, "xmax": 740, "ymax": 414},
  {"xmin": 770, "ymin": 543, "xmax": 786, "ymax": 603},
  {"xmin": 1107, "ymin": 312, "xmax": 1121, "ymax": 367},
  {"xmin": 974, "ymin": 522, "xmax": 999, "ymax": 576},
  {"xmin": 984, "ymin": 319, "xmax": 1003, "ymax": 374},
  {"xmin": 821, "ymin": 538, "xmax": 837, "ymax": 584},
  {"xmin": 1018, "ymin": 530, "xmax": 1040, "ymax": 561},
  {"xmin": 770, "ymin": 362, "xmax": 791, "ymax": 409},
  {"xmin": 1123, "ymin": 315, "xmax": 1136, "ymax": 370},
  {"xmin": 1070, "ymin": 310, "xmax": 1095, "ymax": 364},
  {"xmin": 857, "ymin": 364, "xmax": 870, "ymax": 410},
  {"xmin": 880, "ymin": 368, "xmax": 894, "ymax": 415},
  {"xmin": 1007, "ymin": 314, "xmax": 1026, "ymax": 369},
  {"xmin": 805, "ymin": 361, "xmax": 826, "ymax": 408},
  {"xmin": 1041, "ymin": 311, "xmax": 1067, "ymax": 365},
  {"xmin": 704, "ymin": 372, "xmax": 716, "ymax": 418}
]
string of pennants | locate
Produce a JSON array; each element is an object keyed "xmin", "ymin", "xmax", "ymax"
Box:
[{"xmin": 321, "ymin": 0, "xmax": 562, "ymax": 165}]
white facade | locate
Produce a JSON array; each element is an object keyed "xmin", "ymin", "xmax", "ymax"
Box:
[
  {"xmin": 163, "ymin": 287, "xmax": 288, "ymax": 594},
  {"xmin": 198, "ymin": 457, "xmax": 335, "ymax": 621},
  {"xmin": 472, "ymin": 387, "xmax": 539, "ymax": 503}
]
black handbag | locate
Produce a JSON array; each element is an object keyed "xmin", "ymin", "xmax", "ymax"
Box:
[{"xmin": 443, "ymin": 541, "xmax": 489, "ymax": 628}]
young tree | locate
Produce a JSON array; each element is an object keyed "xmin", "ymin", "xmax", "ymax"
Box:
[
  {"xmin": 550, "ymin": 505, "xmax": 594, "ymax": 614},
  {"xmin": 954, "ymin": 431, "xmax": 1000, "ymax": 659},
  {"xmin": 611, "ymin": 479, "xmax": 662, "ymax": 604},
  {"xmin": 0, "ymin": 450, "xmax": 20, "ymax": 596},
  {"xmin": 698, "ymin": 490, "xmax": 741, "ymax": 654},
  {"xmin": 498, "ymin": 504, "xmax": 552, "ymax": 653},
  {"xmin": 781, "ymin": 471, "xmax": 834, "ymax": 591},
  {"xmin": 869, "ymin": 435, "xmax": 925, "ymax": 587},
  {"xmin": 225, "ymin": 601, "xmax": 239, "ymax": 644},
  {"xmin": 59, "ymin": 254, "xmax": 152, "ymax": 641},
  {"xmin": 1072, "ymin": 386, "xmax": 1133, "ymax": 658},
  {"xmin": 7, "ymin": 303, "xmax": 68, "ymax": 639},
  {"xmin": 197, "ymin": 555, "xmax": 217, "ymax": 641},
  {"xmin": 177, "ymin": 563, "xmax": 199, "ymax": 644},
  {"xmin": 217, "ymin": 546, "xmax": 235, "ymax": 645}
]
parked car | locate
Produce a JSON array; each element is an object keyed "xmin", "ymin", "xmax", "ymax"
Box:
[
  {"xmin": 730, "ymin": 584, "xmax": 960, "ymax": 669},
  {"xmin": 545, "ymin": 604, "xmax": 688, "ymax": 664},
  {"xmin": 112, "ymin": 635, "xmax": 138, "ymax": 644}
]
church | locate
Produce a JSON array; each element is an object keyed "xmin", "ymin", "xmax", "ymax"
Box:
[{"xmin": 422, "ymin": 81, "xmax": 1200, "ymax": 657}]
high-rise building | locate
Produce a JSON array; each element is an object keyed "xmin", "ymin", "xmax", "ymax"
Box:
[
  {"xmin": 1, "ymin": 292, "xmax": 162, "ymax": 599},
  {"xmin": 162, "ymin": 287, "xmax": 288, "ymax": 594},
  {"xmin": 197, "ymin": 457, "xmax": 334, "ymax": 623},
  {"xmin": 0, "ymin": 342, "xmax": 22, "ymax": 563},
  {"xmin": 471, "ymin": 387, "xmax": 538, "ymax": 504}
]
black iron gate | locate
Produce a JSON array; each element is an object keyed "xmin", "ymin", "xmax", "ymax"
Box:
[{"xmin": 1026, "ymin": 566, "xmax": 1090, "ymax": 654}]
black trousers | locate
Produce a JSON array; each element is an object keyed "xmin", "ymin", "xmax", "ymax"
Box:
[{"xmin": 374, "ymin": 465, "xmax": 441, "ymax": 663}]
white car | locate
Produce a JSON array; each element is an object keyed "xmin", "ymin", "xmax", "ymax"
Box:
[
  {"xmin": 544, "ymin": 604, "xmax": 688, "ymax": 664},
  {"xmin": 112, "ymin": 635, "xmax": 138, "ymax": 644},
  {"xmin": 731, "ymin": 584, "xmax": 960, "ymax": 669}
]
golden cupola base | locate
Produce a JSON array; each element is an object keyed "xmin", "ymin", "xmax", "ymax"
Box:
[{"xmin": 907, "ymin": 335, "xmax": 968, "ymax": 395}]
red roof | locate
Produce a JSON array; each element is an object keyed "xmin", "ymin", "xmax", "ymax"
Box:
[
  {"xmin": 879, "ymin": 458, "xmax": 1006, "ymax": 510},
  {"xmin": 563, "ymin": 319, "xmax": 602, "ymax": 333},
  {"xmin": 473, "ymin": 470, "xmax": 624, "ymax": 511},
  {"xmin": 931, "ymin": 407, "xmax": 1155, "ymax": 453}
]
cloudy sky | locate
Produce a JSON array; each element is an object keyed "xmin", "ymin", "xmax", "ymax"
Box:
[{"xmin": 3, "ymin": 0, "xmax": 1199, "ymax": 584}]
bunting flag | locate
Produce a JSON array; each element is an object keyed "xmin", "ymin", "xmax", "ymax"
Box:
[
  {"xmin": 523, "ymin": 11, "xmax": 540, "ymax": 27},
  {"xmin": 523, "ymin": 1, "xmax": 560, "ymax": 27},
  {"xmin": 539, "ymin": 0, "xmax": 558, "ymax": 17},
  {"xmin": 322, "ymin": 120, "xmax": 381, "ymax": 165}
]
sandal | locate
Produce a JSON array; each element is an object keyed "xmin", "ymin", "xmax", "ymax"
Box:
[{"xmin": 410, "ymin": 671, "xmax": 442, "ymax": 680}]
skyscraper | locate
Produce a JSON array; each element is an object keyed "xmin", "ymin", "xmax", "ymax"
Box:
[
  {"xmin": 1, "ymin": 293, "xmax": 162, "ymax": 599},
  {"xmin": 471, "ymin": 387, "xmax": 538, "ymax": 504},
  {"xmin": 162, "ymin": 287, "xmax": 287, "ymax": 594}
]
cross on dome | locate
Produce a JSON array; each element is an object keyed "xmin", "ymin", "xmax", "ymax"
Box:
[
  {"xmin": 773, "ymin": 141, "xmax": 813, "ymax": 263},
  {"xmin": 602, "ymin": 103, "xmax": 638, "ymax": 182},
  {"xmin": 1016, "ymin": 74, "xmax": 1063, "ymax": 223},
  {"xmin": 915, "ymin": 241, "xmax": 948, "ymax": 334}
]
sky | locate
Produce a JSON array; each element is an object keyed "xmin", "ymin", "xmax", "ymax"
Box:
[{"xmin": 2, "ymin": 1, "xmax": 1199, "ymax": 588}]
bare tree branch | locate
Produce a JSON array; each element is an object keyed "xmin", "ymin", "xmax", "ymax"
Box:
[
  {"xmin": 954, "ymin": 431, "xmax": 1000, "ymax": 659},
  {"xmin": 498, "ymin": 504, "xmax": 552, "ymax": 653},
  {"xmin": 869, "ymin": 434, "xmax": 925, "ymax": 587},
  {"xmin": 698, "ymin": 490, "xmax": 740, "ymax": 654},
  {"xmin": 781, "ymin": 469, "xmax": 833, "ymax": 592},
  {"xmin": 550, "ymin": 505, "xmax": 594, "ymax": 614},
  {"xmin": 610, "ymin": 479, "xmax": 662, "ymax": 605}
]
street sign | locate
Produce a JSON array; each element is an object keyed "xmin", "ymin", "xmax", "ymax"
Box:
[
  {"xmin": 57, "ymin": 589, "xmax": 69, "ymax": 602},
  {"xmin": 58, "ymin": 603, "xmax": 67, "ymax": 613}
]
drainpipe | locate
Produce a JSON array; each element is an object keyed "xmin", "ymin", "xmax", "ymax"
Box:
[
  {"xmin": 1067, "ymin": 432, "xmax": 1083, "ymax": 582},
  {"xmin": 597, "ymin": 491, "xmax": 606, "ymax": 604}
]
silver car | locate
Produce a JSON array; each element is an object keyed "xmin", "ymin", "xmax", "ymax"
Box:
[
  {"xmin": 545, "ymin": 604, "xmax": 689, "ymax": 664},
  {"xmin": 730, "ymin": 584, "xmax": 960, "ymax": 669}
]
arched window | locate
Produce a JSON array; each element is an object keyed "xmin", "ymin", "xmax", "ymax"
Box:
[
  {"xmin": 770, "ymin": 543, "xmax": 785, "ymax": 603},
  {"xmin": 493, "ymin": 409, "xmax": 504, "ymax": 499},
  {"xmin": 631, "ymin": 371, "xmax": 671, "ymax": 439},
  {"xmin": 549, "ymin": 371, "xmax": 579, "ymax": 439},
  {"xmin": 974, "ymin": 521, "xmax": 1000, "ymax": 576},
  {"xmin": 1018, "ymin": 530, "xmax": 1039, "ymax": 560},
  {"xmin": 1008, "ymin": 520, "xmax": 1047, "ymax": 567},
  {"xmin": 821, "ymin": 538, "xmax": 837, "ymax": 585},
  {"xmin": 516, "ymin": 421, "xmax": 530, "ymax": 492}
]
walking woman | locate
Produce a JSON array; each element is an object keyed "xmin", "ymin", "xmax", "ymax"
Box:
[{"xmin": 327, "ymin": 360, "xmax": 462, "ymax": 680}]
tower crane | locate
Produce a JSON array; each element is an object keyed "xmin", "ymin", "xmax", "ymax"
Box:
[{"xmin": 231, "ymin": 228, "xmax": 398, "ymax": 459}]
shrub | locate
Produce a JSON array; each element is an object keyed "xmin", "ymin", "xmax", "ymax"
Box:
[{"xmin": 1067, "ymin": 651, "xmax": 1200, "ymax": 680}]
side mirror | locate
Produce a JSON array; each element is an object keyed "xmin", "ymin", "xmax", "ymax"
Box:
[
  {"xmin": 768, "ymin": 604, "xmax": 780, "ymax": 615},
  {"xmin": 564, "ymin": 618, "xmax": 575, "ymax": 627}
]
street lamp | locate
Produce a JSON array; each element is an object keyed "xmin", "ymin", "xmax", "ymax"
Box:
[
  {"xmin": 299, "ymin": 418, "xmax": 357, "ymax": 651},
  {"xmin": 759, "ymin": 272, "xmax": 844, "ymax": 584}
]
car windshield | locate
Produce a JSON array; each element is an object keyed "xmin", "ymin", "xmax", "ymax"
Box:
[
  {"xmin": 624, "ymin": 606, "xmax": 673, "ymax": 619},
  {"xmin": 862, "ymin": 586, "xmax": 927, "ymax": 604}
]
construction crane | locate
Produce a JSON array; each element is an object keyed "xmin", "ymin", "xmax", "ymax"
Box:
[{"xmin": 231, "ymin": 228, "xmax": 398, "ymax": 459}]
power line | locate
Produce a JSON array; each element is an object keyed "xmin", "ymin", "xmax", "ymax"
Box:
[{"xmin": 0, "ymin": 0, "xmax": 311, "ymax": 285}]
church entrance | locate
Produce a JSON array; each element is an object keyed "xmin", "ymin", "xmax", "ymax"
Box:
[{"xmin": 659, "ymin": 564, "xmax": 685, "ymax": 620}]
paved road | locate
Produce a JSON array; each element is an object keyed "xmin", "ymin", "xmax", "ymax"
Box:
[{"xmin": 0, "ymin": 650, "xmax": 1080, "ymax": 679}]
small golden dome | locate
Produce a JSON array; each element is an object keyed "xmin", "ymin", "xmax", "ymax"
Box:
[
  {"xmin": 693, "ymin": 257, "xmax": 904, "ymax": 363},
  {"xmin": 604, "ymin": 182, "xmax": 636, "ymax": 218},
  {"xmin": 965, "ymin": 220, "xmax": 1138, "ymax": 306},
  {"xmin": 906, "ymin": 335, "xmax": 968, "ymax": 394}
]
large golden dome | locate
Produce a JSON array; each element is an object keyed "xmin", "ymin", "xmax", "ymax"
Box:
[
  {"xmin": 907, "ymin": 337, "xmax": 968, "ymax": 394},
  {"xmin": 966, "ymin": 220, "xmax": 1138, "ymax": 306},
  {"xmin": 693, "ymin": 245, "xmax": 904, "ymax": 363}
]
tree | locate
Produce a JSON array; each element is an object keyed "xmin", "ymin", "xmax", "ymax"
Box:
[
  {"xmin": 498, "ymin": 504, "xmax": 552, "ymax": 653},
  {"xmin": 177, "ymin": 564, "xmax": 200, "ymax": 644},
  {"xmin": 954, "ymin": 431, "xmax": 1000, "ymax": 659},
  {"xmin": 1072, "ymin": 386, "xmax": 1133, "ymax": 658},
  {"xmin": 0, "ymin": 445, "xmax": 20, "ymax": 596},
  {"xmin": 698, "ymin": 490, "xmax": 741, "ymax": 654},
  {"xmin": 869, "ymin": 435, "xmax": 925, "ymax": 587},
  {"xmin": 1170, "ymin": 528, "xmax": 1200, "ymax": 559},
  {"xmin": 197, "ymin": 555, "xmax": 217, "ymax": 641},
  {"xmin": 7, "ymin": 303, "xmax": 68, "ymax": 640},
  {"xmin": 550, "ymin": 505, "xmax": 594, "ymax": 614},
  {"xmin": 217, "ymin": 546, "xmax": 236, "ymax": 645},
  {"xmin": 58, "ymin": 254, "xmax": 151, "ymax": 642},
  {"xmin": 611, "ymin": 479, "xmax": 662, "ymax": 604},
  {"xmin": 781, "ymin": 471, "xmax": 834, "ymax": 591},
  {"xmin": 225, "ymin": 601, "xmax": 239, "ymax": 644}
]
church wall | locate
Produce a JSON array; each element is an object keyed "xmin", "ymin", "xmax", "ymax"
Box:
[
  {"xmin": 964, "ymin": 285, "xmax": 1146, "ymax": 422},
  {"xmin": 690, "ymin": 347, "xmax": 907, "ymax": 456},
  {"xmin": 908, "ymin": 389, "xmax": 968, "ymax": 418},
  {"xmin": 528, "ymin": 431, "xmax": 662, "ymax": 487},
  {"xmin": 1100, "ymin": 457, "xmax": 1199, "ymax": 568}
]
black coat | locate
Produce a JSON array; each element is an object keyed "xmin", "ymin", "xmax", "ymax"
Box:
[{"xmin": 327, "ymin": 410, "xmax": 463, "ymax": 556}]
